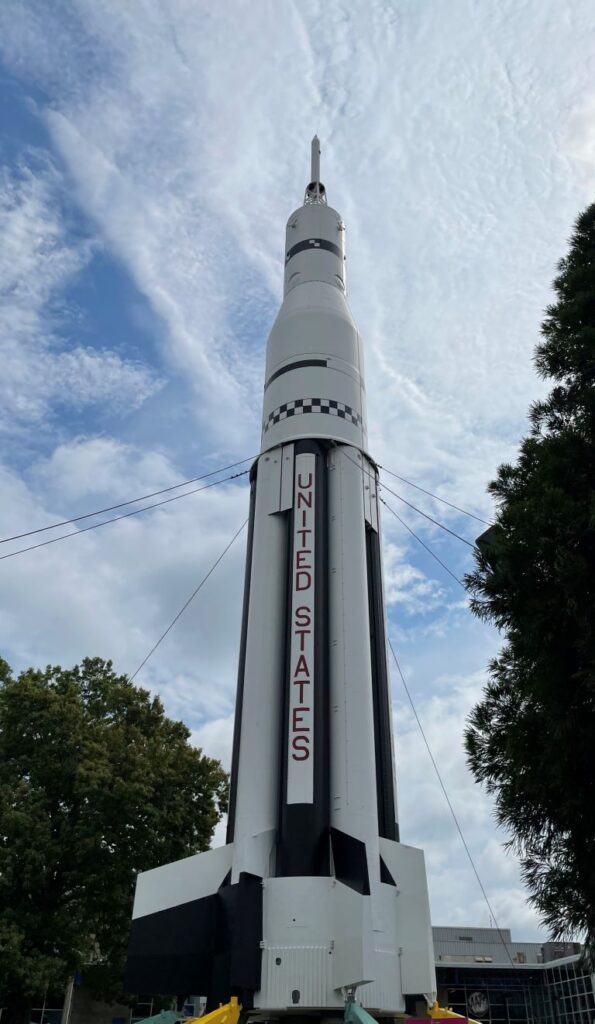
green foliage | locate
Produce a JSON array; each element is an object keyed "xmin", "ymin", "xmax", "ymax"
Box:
[
  {"xmin": 465, "ymin": 205, "xmax": 595, "ymax": 950},
  {"xmin": 0, "ymin": 656, "xmax": 228, "ymax": 1017}
]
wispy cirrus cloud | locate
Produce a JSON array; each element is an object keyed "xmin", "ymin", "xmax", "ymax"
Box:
[
  {"xmin": 0, "ymin": 160, "xmax": 162, "ymax": 438},
  {"xmin": 2, "ymin": 0, "xmax": 591, "ymax": 493},
  {"xmin": 383, "ymin": 538, "xmax": 447, "ymax": 615}
]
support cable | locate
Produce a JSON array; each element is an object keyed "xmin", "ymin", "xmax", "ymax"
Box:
[
  {"xmin": 1, "ymin": 450, "xmax": 488, "ymax": 552},
  {"xmin": 129, "ymin": 519, "xmax": 248, "ymax": 682},
  {"xmin": 0, "ymin": 470, "xmax": 250, "ymax": 562},
  {"xmin": 380, "ymin": 496, "xmax": 467, "ymax": 591},
  {"xmin": 380, "ymin": 480, "xmax": 475, "ymax": 549},
  {"xmin": 378, "ymin": 465, "xmax": 491, "ymax": 526},
  {"xmin": 388, "ymin": 637, "xmax": 517, "ymax": 969},
  {"xmin": 334, "ymin": 444, "xmax": 476, "ymax": 550},
  {"xmin": 0, "ymin": 455, "xmax": 257, "ymax": 545}
]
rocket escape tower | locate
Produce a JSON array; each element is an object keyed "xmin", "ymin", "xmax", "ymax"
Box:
[{"xmin": 126, "ymin": 139, "xmax": 437, "ymax": 1019}]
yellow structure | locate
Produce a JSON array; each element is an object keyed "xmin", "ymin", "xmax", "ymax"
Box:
[
  {"xmin": 186, "ymin": 996, "xmax": 241, "ymax": 1024},
  {"xmin": 428, "ymin": 1000, "xmax": 481, "ymax": 1024}
]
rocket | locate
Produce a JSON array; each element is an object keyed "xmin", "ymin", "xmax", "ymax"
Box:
[{"xmin": 126, "ymin": 138, "xmax": 436, "ymax": 1017}]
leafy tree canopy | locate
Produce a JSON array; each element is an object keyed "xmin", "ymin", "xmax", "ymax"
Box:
[
  {"xmin": 465, "ymin": 205, "xmax": 595, "ymax": 951},
  {"xmin": 0, "ymin": 656, "xmax": 228, "ymax": 1022}
]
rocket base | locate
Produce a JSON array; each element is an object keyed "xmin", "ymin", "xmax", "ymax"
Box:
[{"xmin": 126, "ymin": 838, "xmax": 435, "ymax": 1014}]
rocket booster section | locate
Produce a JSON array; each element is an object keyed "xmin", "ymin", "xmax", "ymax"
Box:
[
  {"xmin": 229, "ymin": 137, "xmax": 395, "ymax": 885},
  {"xmin": 126, "ymin": 138, "xmax": 436, "ymax": 1016}
]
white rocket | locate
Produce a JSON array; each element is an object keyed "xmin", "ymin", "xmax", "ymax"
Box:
[{"xmin": 126, "ymin": 138, "xmax": 436, "ymax": 1017}]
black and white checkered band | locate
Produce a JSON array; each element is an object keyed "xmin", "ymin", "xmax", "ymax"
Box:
[{"xmin": 262, "ymin": 398, "xmax": 363, "ymax": 434}]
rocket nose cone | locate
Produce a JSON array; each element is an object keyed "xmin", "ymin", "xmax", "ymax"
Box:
[
  {"xmin": 311, "ymin": 136, "xmax": 321, "ymax": 184},
  {"xmin": 306, "ymin": 137, "xmax": 325, "ymax": 205}
]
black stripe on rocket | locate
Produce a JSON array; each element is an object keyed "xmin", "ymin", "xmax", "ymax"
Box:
[
  {"xmin": 366, "ymin": 523, "xmax": 399, "ymax": 842},
  {"xmin": 285, "ymin": 238, "xmax": 342, "ymax": 265},
  {"xmin": 125, "ymin": 871, "xmax": 263, "ymax": 1010},
  {"xmin": 226, "ymin": 467, "xmax": 257, "ymax": 844},
  {"xmin": 264, "ymin": 358, "xmax": 328, "ymax": 391},
  {"xmin": 277, "ymin": 439, "xmax": 330, "ymax": 877}
]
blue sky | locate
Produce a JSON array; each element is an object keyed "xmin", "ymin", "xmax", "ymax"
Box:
[{"xmin": 1, "ymin": 0, "xmax": 594, "ymax": 940}]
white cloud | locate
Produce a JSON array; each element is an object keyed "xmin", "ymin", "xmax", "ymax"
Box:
[
  {"xmin": 33, "ymin": 437, "xmax": 179, "ymax": 500},
  {"xmin": 383, "ymin": 538, "xmax": 448, "ymax": 614},
  {"xmin": 566, "ymin": 94, "xmax": 595, "ymax": 191},
  {"xmin": 0, "ymin": 161, "xmax": 161, "ymax": 435},
  {"xmin": 48, "ymin": 347, "xmax": 160, "ymax": 410},
  {"xmin": 393, "ymin": 669, "xmax": 543, "ymax": 938},
  {"xmin": 0, "ymin": 444, "xmax": 249, "ymax": 724},
  {"xmin": 192, "ymin": 716, "xmax": 235, "ymax": 773},
  {"xmin": 2, "ymin": 0, "xmax": 590, "ymax": 490}
]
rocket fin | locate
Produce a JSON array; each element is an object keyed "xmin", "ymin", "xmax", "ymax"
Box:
[
  {"xmin": 378, "ymin": 839, "xmax": 436, "ymax": 1002},
  {"xmin": 126, "ymin": 844, "xmax": 234, "ymax": 995},
  {"xmin": 126, "ymin": 845, "xmax": 263, "ymax": 1007}
]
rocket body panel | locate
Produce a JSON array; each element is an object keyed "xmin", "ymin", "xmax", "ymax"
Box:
[
  {"xmin": 229, "ymin": 452, "xmax": 287, "ymax": 878},
  {"xmin": 126, "ymin": 142, "xmax": 436, "ymax": 1013},
  {"xmin": 262, "ymin": 282, "xmax": 368, "ymax": 454},
  {"xmin": 327, "ymin": 446, "xmax": 380, "ymax": 863},
  {"xmin": 283, "ymin": 203, "xmax": 346, "ymax": 296}
]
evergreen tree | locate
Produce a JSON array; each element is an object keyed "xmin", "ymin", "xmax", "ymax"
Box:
[
  {"xmin": 465, "ymin": 205, "xmax": 595, "ymax": 950},
  {"xmin": 0, "ymin": 656, "xmax": 228, "ymax": 1024}
]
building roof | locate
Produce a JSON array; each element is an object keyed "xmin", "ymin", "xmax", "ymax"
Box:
[{"xmin": 432, "ymin": 926, "xmax": 582, "ymax": 968}]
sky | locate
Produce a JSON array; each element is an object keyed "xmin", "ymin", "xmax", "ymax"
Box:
[{"xmin": 1, "ymin": 0, "xmax": 594, "ymax": 943}]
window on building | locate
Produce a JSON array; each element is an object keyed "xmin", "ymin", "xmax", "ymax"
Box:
[
  {"xmin": 131, "ymin": 996, "xmax": 154, "ymax": 1022},
  {"xmin": 29, "ymin": 991, "xmax": 64, "ymax": 1024}
]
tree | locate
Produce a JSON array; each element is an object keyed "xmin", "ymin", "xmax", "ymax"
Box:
[
  {"xmin": 465, "ymin": 204, "xmax": 595, "ymax": 952},
  {"xmin": 0, "ymin": 656, "xmax": 228, "ymax": 1024}
]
